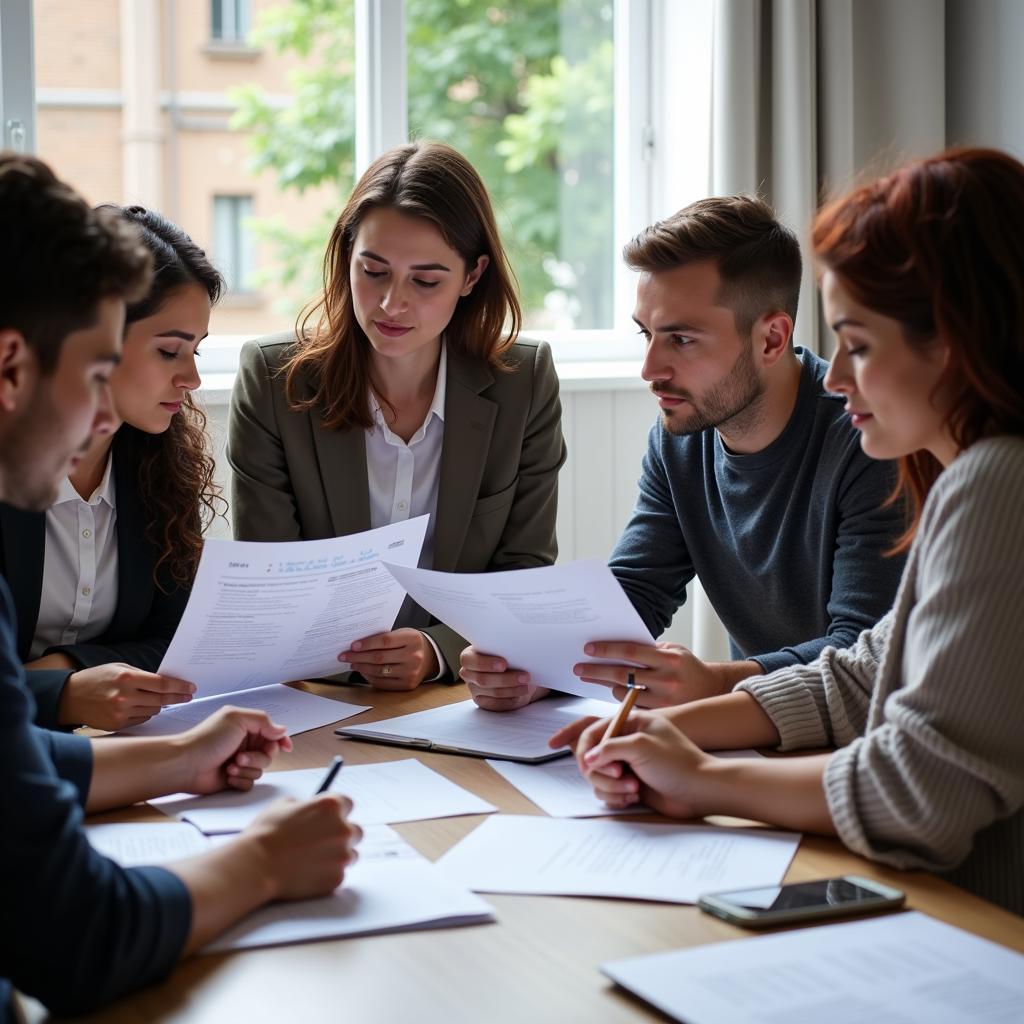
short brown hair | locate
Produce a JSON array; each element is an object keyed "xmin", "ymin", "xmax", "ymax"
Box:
[
  {"xmin": 813, "ymin": 146, "xmax": 1024, "ymax": 551},
  {"xmin": 624, "ymin": 195, "xmax": 802, "ymax": 334},
  {"xmin": 0, "ymin": 154, "xmax": 152, "ymax": 373},
  {"xmin": 285, "ymin": 141, "xmax": 522, "ymax": 431}
]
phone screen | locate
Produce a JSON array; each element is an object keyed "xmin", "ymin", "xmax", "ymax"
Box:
[{"xmin": 713, "ymin": 878, "xmax": 888, "ymax": 913}]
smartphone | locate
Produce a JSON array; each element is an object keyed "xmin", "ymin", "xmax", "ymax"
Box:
[{"xmin": 698, "ymin": 875, "xmax": 905, "ymax": 929}]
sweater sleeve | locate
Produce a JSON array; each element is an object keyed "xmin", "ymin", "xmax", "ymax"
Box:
[
  {"xmin": 736, "ymin": 612, "xmax": 892, "ymax": 751},
  {"xmin": 609, "ymin": 423, "xmax": 696, "ymax": 637},
  {"xmin": 824, "ymin": 441, "xmax": 1024, "ymax": 873}
]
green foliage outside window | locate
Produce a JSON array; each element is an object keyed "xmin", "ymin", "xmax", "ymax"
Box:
[{"xmin": 231, "ymin": 0, "xmax": 613, "ymax": 328}]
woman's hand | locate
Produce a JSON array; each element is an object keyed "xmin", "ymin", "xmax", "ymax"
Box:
[
  {"xmin": 57, "ymin": 663, "xmax": 196, "ymax": 730},
  {"xmin": 339, "ymin": 628, "xmax": 439, "ymax": 690},
  {"xmin": 460, "ymin": 645, "xmax": 550, "ymax": 711},
  {"xmin": 571, "ymin": 709, "xmax": 717, "ymax": 818}
]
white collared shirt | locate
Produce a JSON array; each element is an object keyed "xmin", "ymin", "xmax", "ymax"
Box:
[
  {"xmin": 365, "ymin": 342, "xmax": 446, "ymax": 675},
  {"xmin": 30, "ymin": 455, "xmax": 119, "ymax": 659}
]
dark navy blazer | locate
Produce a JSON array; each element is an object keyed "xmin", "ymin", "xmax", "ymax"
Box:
[
  {"xmin": 0, "ymin": 577, "xmax": 190, "ymax": 1021},
  {"xmin": 0, "ymin": 427, "xmax": 190, "ymax": 727}
]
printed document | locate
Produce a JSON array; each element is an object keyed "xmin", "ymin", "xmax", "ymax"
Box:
[
  {"xmin": 436, "ymin": 816, "xmax": 800, "ymax": 903},
  {"xmin": 204, "ymin": 825, "xmax": 494, "ymax": 953},
  {"xmin": 153, "ymin": 759, "xmax": 496, "ymax": 834},
  {"xmin": 601, "ymin": 911, "xmax": 1024, "ymax": 1024},
  {"xmin": 160, "ymin": 517, "xmax": 428, "ymax": 699},
  {"xmin": 339, "ymin": 695, "xmax": 616, "ymax": 762},
  {"xmin": 84, "ymin": 822, "xmax": 209, "ymax": 866},
  {"xmin": 381, "ymin": 559, "xmax": 653, "ymax": 700},
  {"xmin": 118, "ymin": 683, "xmax": 367, "ymax": 737}
]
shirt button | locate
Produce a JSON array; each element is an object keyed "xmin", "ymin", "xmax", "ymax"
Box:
[
  {"xmin": 82, "ymin": 529, "xmax": 91, "ymax": 539},
  {"xmin": 81, "ymin": 586, "xmax": 91, "ymax": 597},
  {"xmin": 398, "ymin": 501, "xmax": 408, "ymax": 511}
]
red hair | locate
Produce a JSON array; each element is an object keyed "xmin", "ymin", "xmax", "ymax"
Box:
[{"xmin": 813, "ymin": 147, "xmax": 1024, "ymax": 550}]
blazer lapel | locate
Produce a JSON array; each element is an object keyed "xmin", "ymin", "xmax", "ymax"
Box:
[
  {"xmin": 109, "ymin": 430, "xmax": 149, "ymax": 636},
  {"xmin": 0, "ymin": 501, "xmax": 46, "ymax": 659},
  {"xmin": 310, "ymin": 414, "xmax": 372, "ymax": 539},
  {"xmin": 432, "ymin": 350, "xmax": 496, "ymax": 572}
]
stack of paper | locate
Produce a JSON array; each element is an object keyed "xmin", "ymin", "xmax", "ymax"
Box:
[
  {"xmin": 435, "ymin": 816, "xmax": 800, "ymax": 903},
  {"xmin": 84, "ymin": 821, "xmax": 210, "ymax": 864},
  {"xmin": 601, "ymin": 911, "xmax": 1024, "ymax": 1024},
  {"xmin": 152, "ymin": 759, "xmax": 496, "ymax": 833}
]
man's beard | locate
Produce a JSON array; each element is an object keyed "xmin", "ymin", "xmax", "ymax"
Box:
[
  {"xmin": 0, "ymin": 386, "xmax": 77, "ymax": 511},
  {"xmin": 659, "ymin": 340, "xmax": 766, "ymax": 438}
]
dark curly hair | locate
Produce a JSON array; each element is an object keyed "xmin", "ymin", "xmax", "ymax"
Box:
[
  {"xmin": 105, "ymin": 206, "xmax": 226, "ymax": 587},
  {"xmin": 0, "ymin": 155, "xmax": 152, "ymax": 371}
]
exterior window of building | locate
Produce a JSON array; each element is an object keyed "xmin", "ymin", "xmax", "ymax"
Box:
[
  {"xmin": 213, "ymin": 195, "xmax": 256, "ymax": 293},
  {"xmin": 211, "ymin": 0, "xmax": 251, "ymax": 44}
]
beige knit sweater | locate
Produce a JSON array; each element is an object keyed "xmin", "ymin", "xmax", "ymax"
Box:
[{"xmin": 737, "ymin": 436, "xmax": 1024, "ymax": 915}]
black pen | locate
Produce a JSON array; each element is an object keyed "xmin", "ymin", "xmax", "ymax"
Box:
[{"xmin": 314, "ymin": 755, "xmax": 344, "ymax": 794}]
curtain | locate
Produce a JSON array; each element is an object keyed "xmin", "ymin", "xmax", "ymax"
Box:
[{"xmin": 688, "ymin": 0, "xmax": 946, "ymax": 662}]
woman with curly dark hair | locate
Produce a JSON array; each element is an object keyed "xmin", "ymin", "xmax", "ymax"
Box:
[{"xmin": 0, "ymin": 206, "xmax": 224, "ymax": 731}]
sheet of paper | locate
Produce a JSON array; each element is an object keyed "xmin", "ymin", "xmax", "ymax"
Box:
[
  {"xmin": 381, "ymin": 559, "xmax": 653, "ymax": 700},
  {"xmin": 340, "ymin": 695, "xmax": 617, "ymax": 761},
  {"xmin": 153, "ymin": 759, "xmax": 496, "ymax": 834},
  {"xmin": 435, "ymin": 816, "xmax": 800, "ymax": 904},
  {"xmin": 486, "ymin": 758, "xmax": 653, "ymax": 817},
  {"xmin": 160, "ymin": 517, "xmax": 428, "ymax": 699},
  {"xmin": 117, "ymin": 683, "xmax": 368, "ymax": 737},
  {"xmin": 203, "ymin": 825, "xmax": 494, "ymax": 954},
  {"xmin": 485, "ymin": 750, "xmax": 766, "ymax": 817},
  {"xmin": 601, "ymin": 911, "xmax": 1024, "ymax": 1024},
  {"xmin": 84, "ymin": 822, "xmax": 210, "ymax": 866}
]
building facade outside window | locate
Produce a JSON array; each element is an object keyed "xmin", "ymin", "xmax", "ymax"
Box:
[{"xmin": 213, "ymin": 195, "xmax": 256, "ymax": 294}]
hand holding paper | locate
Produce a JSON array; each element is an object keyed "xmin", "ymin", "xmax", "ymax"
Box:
[{"xmin": 382, "ymin": 560, "xmax": 654, "ymax": 702}]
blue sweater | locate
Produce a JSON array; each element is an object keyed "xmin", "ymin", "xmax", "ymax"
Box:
[
  {"xmin": 610, "ymin": 348, "xmax": 905, "ymax": 672},
  {"xmin": 0, "ymin": 578, "xmax": 191, "ymax": 1022}
]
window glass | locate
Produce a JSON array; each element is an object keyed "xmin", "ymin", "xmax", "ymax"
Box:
[
  {"xmin": 406, "ymin": 0, "xmax": 615, "ymax": 330},
  {"xmin": 32, "ymin": 0, "xmax": 353, "ymax": 337}
]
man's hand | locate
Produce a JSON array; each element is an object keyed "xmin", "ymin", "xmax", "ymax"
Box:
[
  {"xmin": 338, "ymin": 628, "xmax": 439, "ymax": 690},
  {"xmin": 57, "ymin": 663, "xmax": 196, "ymax": 730},
  {"xmin": 173, "ymin": 707, "xmax": 294, "ymax": 795},
  {"xmin": 460, "ymin": 646, "xmax": 550, "ymax": 711},
  {"xmin": 244, "ymin": 794, "xmax": 363, "ymax": 902},
  {"xmin": 572, "ymin": 641, "xmax": 760, "ymax": 707}
]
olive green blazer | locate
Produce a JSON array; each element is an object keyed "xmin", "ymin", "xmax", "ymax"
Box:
[{"xmin": 226, "ymin": 333, "xmax": 566, "ymax": 676}]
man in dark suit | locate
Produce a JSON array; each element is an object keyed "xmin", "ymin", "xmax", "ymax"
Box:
[{"xmin": 0, "ymin": 154, "xmax": 358, "ymax": 1023}]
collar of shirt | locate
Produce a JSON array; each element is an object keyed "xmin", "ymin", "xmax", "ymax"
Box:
[
  {"xmin": 368, "ymin": 340, "xmax": 447, "ymax": 446},
  {"xmin": 52, "ymin": 451, "xmax": 117, "ymax": 509}
]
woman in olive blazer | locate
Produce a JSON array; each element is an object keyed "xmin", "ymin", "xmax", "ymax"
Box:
[{"xmin": 227, "ymin": 142, "xmax": 566, "ymax": 688}]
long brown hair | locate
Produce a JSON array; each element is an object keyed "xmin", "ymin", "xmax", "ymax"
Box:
[
  {"xmin": 284, "ymin": 141, "xmax": 521, "ymax": 430},
  {"xmin": 812, "ymin": 147, "xmax": 1024, "ymax": 550},
  {"xmin": 111, "ymin": 206, "xmax": 226, "ymax": 587}
]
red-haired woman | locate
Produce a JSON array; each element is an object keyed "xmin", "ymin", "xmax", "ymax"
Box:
[
  {"xmin": 554, "ymin": 147, "xmax": 1024, "ymax": 914},
  {"xmin": 228, "ymin": 142, "xmax": 566, "ymax": 692}
]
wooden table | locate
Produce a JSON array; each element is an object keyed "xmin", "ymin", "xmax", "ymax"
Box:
[{"xmin": 20, "ymin": 680, "xmax": 1024, "ymax": 1024}]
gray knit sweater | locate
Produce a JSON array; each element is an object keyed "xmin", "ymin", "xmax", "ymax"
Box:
[{"xmin": 737, "ymin": 436, "xmax": 1024, "ymax": 915}]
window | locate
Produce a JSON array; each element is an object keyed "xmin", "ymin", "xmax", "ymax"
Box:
[
  {"xmin": 406, "ymin": 0, "xmax": 615, "ymax": 332},
  {"xmin": 211, "ymin": 0, "xmax": 251, "ymax": 44},
  {"xmin": 13, "ymin": 0, "xmax": 714, "ymax": 368},
  {"xmin": 213, "ymin": 196, "xmax": 256, "ymax": 293}
]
